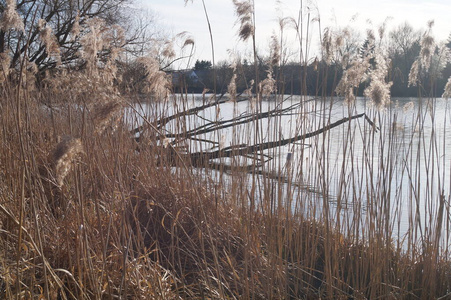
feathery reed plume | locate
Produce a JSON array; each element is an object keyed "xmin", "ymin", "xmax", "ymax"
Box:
[
  {"xmin": 80, "ymin": 18, "xmax": 106, "ymax": 73},
  {"xmin": 408, "ymin": 20, "xmax": 436, "ymax": 87},
  {"xmin": 183, "ymin": 37, "xmax": 195, "ymax": 48},
  {"xmin": 177, "ymin": 31, "xmax": 195, "ymax": 49},
  {"xmin": 232, "ymin": 0, "xmax": 254, "ymax": 41},
  {"xmin": 403, "ymin": 101, "xmax": 415, "ymax": 111},
  {"xmin": 442, "ymin": 77, "xmax": 451, "ymax": 99},
  {"xmin": 70, "ymin": 12, "xmax": 81, "ymax": 40},
  {"xmin": 162, "ymin": 41, "xmax": 176, "ymax": 60},
  {"xmin": 364, "ymin": 52, "xmax": 392, "ymax": 109},
  {"xmin": 219, "ymin": 134, "xmax": 226, "ymax": 150},
  {"xmin": 336, "ymin": 58, "xmax": 370, "ymax": 104},
  {"xmin": 270, "ymin": 34, "xmax": 280, "ymax": 67},
  {"xmin": 420, "ymin": 35, "xmax": 435, "ymax": 71},
  {"xmin": 38, "ymin": 19, "xmax": 61, "ymax": 64},
  {"xmin": 137, "ymin": 54, "xmax": 171, "ymax": 98},
  {"xmin": 227, "ymin": 61, "xmax": 237, "ymax": 101},
  {"xmin": 408, "ymin": 60, "xmax": 420, "ymax": 87},
  {"xmin": 0, "ymin": 0, "xmax": 24, "ymax": 31},
  {"xmin": 92, "ymin": 99, "xmax": 124, "ymax": 134},
  {"xmin": 322, "ymin": 27, "xmax": 334, "ymax": 65},
  {"xmin": 378, "ymin": 17, "xmax": 392, "ymax": 40},
  {"xmin": 322, "ymin": 27, "xmax": 353, "ymax": 66},
  {"xmin": 0, "ymin": 52, "xmax": 11, "ymax": 84},
  {"xmin": 51, "ymin": 136, "xmax": 83, "ymax": 187},
  {"xmin": 259, "ymin": 70, "xmax": 276, "ymax": 97},
  {"xmin": 20, "ymin": 59, "xmax": 38, "ymax": 91}
]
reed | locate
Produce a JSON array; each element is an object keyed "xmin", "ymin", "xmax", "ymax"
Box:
[{"xmin": 0, "ymin": 1, "xmax": 451, "ymax": 299}]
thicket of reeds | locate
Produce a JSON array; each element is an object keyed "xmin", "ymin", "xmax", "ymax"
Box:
[{"xmin": 1, "ymin": 0, "xmax": 451, "ymax": 299}]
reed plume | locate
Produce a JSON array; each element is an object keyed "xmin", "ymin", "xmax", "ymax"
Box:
[
  {"xmin": 364, "ymin": 52, "xmax": 392, "ymax": 109},
  {"xmin": 70, "ymin": 12, "xmax": 81, "ymax": 40},
  {"xmin": 0, "ymin": 52, "xmax": 11, "ymax": 84},
  {"xmin": 259, "ymin": 70, "xmax": 276, "ymax": 97},
  {"xmin": 137, "ymin": 54, "xmax": 171, "ymax": 98},
  {"xmin": 227, "ymin": 61, "xmax": 237, "ymax": 101},
  {"xmin": 80, "ymin": 18, "xmax": 107, "ymax": 74},
  {"xmin": 322, "ymin": 27, "xmax": 334, "ymax": 65},
  {"xmin": 336, "ymin": 58, "xmax": 370, "ymax": 104},
  {"xmin": 442, "ymin": 77, "xmax": 451, "ymax": 99},
  {"xmin": 408, "ymin": 20, "xmax": 436, "ymax": 87},
  {"xmin": 232, "ymin": 0, "xmax": 254, "ymax": 42},
  {"xmin": 92, "ymin": 99, "xmax": 124, "ymax": 134},
  {"xmin": 38, "ymin": 19, "xmax": 61, "ymax": 64},
  {"xmin": 51, "ymin": 136, "xmax": 83, "ymax": 187},
  {"xmin": 270, "ymin": 34, "xmax": 280, "ymax": 67},
  {"xmin": 0, "ymin": 0, "xmax": 24, "ymax": 32}
]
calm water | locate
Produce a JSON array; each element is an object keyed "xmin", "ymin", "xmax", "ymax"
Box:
[{"xmin": 131, "ymin": 95, "xmax": 451, "ymax": 246}]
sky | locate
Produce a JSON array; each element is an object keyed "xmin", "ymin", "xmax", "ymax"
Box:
[{"xmin": 139, "ymin": 0, "xmax": 451, "ymax": 68}]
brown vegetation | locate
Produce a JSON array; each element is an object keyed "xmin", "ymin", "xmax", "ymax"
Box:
[{"xmin": 1, "ymin": 1, "xmax": 451, "ymax": 299}]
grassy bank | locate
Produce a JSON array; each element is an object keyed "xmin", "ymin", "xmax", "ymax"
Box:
[
  {"xmin": 1, "ymin": 1, "xmax": 451, "ymax": 298},
  {"xmin": 1, "ymin": 81, "xmax": 451, "ymax": 299}
]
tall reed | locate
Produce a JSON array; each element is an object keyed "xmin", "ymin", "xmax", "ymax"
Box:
[{"xmin": 1, "ymin": 1, "xmax": 451, "ymax": 299}]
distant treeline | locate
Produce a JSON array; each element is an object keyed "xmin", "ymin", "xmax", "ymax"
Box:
[
  {"xmin": 173, "ymin": 27, "xmax": 451, "ymax": 99},
  {"xmin": 174, "ymin": 58, "xmax": 451, "ymax": 98}
]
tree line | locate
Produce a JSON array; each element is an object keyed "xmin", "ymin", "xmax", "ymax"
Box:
[
  {"xmin": 178, "ymin": 23, "xmax": 451, "ymax": 98},
  {"xmin": 2, "ymin": 1, "xmax": 450, "ymax": 99}
]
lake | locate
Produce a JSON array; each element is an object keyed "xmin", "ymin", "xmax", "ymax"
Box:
[{"xmin": 130, "ymin": 94, "xmax": 451, "ymax": 248}]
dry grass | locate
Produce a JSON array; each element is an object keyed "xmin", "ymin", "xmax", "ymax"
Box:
[{"xmin": 1, "ymin": 2, "xmax": 451, "ymax": 300}]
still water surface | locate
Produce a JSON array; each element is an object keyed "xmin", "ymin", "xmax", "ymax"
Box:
[{"xmin": 132, "ymin": 95, "xmax": 451, "ymax": 246}]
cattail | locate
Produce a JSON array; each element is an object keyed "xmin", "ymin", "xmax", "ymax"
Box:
[
  {"xmin": 0, "ymin": 0, "xmax": 24, "ymax": 32},
  {"xmin": 51, "ymin": 136, "xmax": 83, "ymax": 187},
  {"xmin": 232, "ymin": 0, "xmax": 254, "ymax": 41}
]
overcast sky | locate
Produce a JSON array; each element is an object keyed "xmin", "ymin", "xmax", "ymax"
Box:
[{"xmin": 139, "ymin": 0, "xmax": 451, "ymax": 68}]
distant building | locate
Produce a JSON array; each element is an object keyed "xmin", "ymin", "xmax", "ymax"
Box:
[{"xmin": 169, "ymin": 69, "xmax": 209, "ymax": 92}]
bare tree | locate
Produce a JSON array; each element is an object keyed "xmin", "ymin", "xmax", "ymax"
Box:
[{"xmin": 0, "ymin": 0, "xmax": 154, "ymax": 71}]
